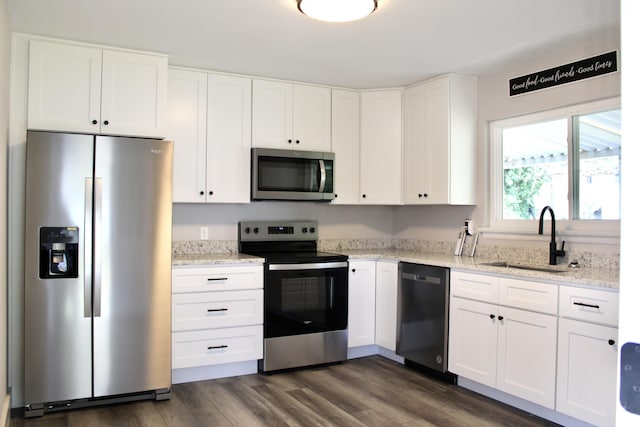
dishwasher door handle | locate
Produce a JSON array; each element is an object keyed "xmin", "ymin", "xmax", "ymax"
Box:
[{"xmin": 401, "ymin": 272, "xmax": 441, "ymax": 284}]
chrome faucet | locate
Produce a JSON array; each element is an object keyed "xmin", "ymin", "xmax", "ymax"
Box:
[{"xmin": 538, "ymin": 206, "xmax": 566, "ymax": 265}]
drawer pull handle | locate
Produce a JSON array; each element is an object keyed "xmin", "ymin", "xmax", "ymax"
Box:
[
  {"xmin": 207, "ymin": 345, "xmax": 228, "ymax": 350},
  {"xmin": 207, "ymin": 277, "xmax": 228, "ymax": 282},
  {"xmin": 207, "ymin": 308, "xmax": 229, "ymax": 312},
  {"xmin": 573, "ymin": 302, "xmax": 600, "ymax": 309}
]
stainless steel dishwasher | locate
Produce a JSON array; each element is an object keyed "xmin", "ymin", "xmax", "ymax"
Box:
[{"xmin": 397, "ymin": 262, "xmax": 451, "ymax": 374}]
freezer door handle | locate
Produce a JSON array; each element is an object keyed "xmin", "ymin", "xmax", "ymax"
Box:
[
  {"xmin": 84, "ymin": 178, "xmax": 93, "ymax": 317},
  {"xmin": 94, "ymin": 178, "xmax": 103, "ymax": 317}
]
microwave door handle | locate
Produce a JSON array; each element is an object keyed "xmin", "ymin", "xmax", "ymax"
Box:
[{"xmin": 318, "ymin": 159, "xmax": 326, "ymax": 192}]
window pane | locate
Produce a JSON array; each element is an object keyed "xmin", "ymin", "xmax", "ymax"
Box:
[
  {"xmin": 575, "ymin": 109, "xmax": 621, "ymax": 219},
  {"xmin": 502, "ymin": 119, "xmax": 568, "ymax": 220}
]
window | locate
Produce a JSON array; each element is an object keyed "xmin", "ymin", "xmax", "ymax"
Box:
[{"xmin": 490, "ymin": 98, "xmax": 620, "ymax": 235}]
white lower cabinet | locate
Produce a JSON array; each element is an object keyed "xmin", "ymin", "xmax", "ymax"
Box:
[
  {"xmin": 171, "ymin": 264, "xmax": 264, "ymax": 373},
  {"xmin": 375, "ymin": 261, "xmax": 399, "ymax": 351},
  {"xmin": 556, "ymin": 286, "xmax": 619, "ymax": 427},
  {"xmin": 449, "ymin": 271, "xmax": 558, "ymax": 409},
  {"xmin": 347, "ymin": 261, "xmax": 376, "ymax": 347}
]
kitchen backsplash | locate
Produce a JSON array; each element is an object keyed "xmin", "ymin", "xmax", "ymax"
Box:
[{"xmin": 173, "ymin": 238, "xmax": 619, "ymax": 270}]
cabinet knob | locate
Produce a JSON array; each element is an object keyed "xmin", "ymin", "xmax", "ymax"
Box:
[
  {"xmin": 362, "ymin": 194, "xmax": 366, "ymax": 198},
  {"xmin": 351, "ymin": 268, "xmax": 356, "ymax": 273},
  {"xmin": 334, "ymin": 194, "xmax": 338, "ymax": 198},
  {"xmin": 209, "ymin": 191, "xmax": 213, "ymax": 196},
  {"xmin": 295, "ymin": 140, "xmax": 300, "ymax": 144},
  {"xmin": 288, "ymin": 139, "xmax": 292, "ymax": 144},
  {"xmin": 423, "ymin": 193, "xmax": 428, "ymax": 198},
  {"xmin": 489, "ymin": 314, "xmax": 495, "ymax": 319},
  {"xmin": 103, "ymin": 120, "xmax": 109, "ymax": 125},
  {"xmin": 609, "ymin": 339, "xmax": 616, "ymax": 346},
  {"xmin": 92, "ymin": 119, "xmax": 98, "ymax": 125},
  {"xmin": 498, "ymin": 315, "xmax": 504, "ymax": 321},
  {"xmin": 199, "ymin": 191, "xmax": 205, "ymax": 196},
  {"xmin": 418, "ymin": 194, "xmax": 423, "ymax": 198}
]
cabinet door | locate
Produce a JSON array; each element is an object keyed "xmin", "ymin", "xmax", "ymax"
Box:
[
  {"xmin": 496, "ymin": 306, "xmax": 557, "ymax": 409},
  {"xmin": 360, "ymin": 90, "xmax": 402, "ymax": 205},
  {"xmin": 402, "ymin": 83, "xmax": 430, "ymax": 204},
  {"xmin": 167, "ymin": 68, "xmax": 208, "ymax": 202},
  {"xmin": 556, "ymin": 318, "xmax": 618, "ymax": 427},
  {"xmin": 375, "ymin": 261, "xmax": 399, "ymax": 350},
  {"xmin": 331, "ymin": 89, "xmax": 361, "ymax": 204},
  {"xmin": 28, "ymin": 40, "xmax": 102, "ymax": 133},
  {"xmin": 448, "ymin": 297, "xmax": 498, "ymax": 386},
  {"xmin": 347, "ymin": 261, "xmax": 376, "ymax": 347},
  {"xmin": 100, "ymin": 49, "xmax": 168, "ymax": 138},
  {"xmin": 206, "ymin": 74, "xmax": 252, "ymax": 203},
  {"xmin": 293, "ymin": 84, "xmax": 331, "ymax": 151},
  {"xmin": 251, "ymin": 79, "xmax": 293, "ymax": 148},
  {"xmin": 402, "ymin": 77, "xmax": 449, "ymax": 204}
]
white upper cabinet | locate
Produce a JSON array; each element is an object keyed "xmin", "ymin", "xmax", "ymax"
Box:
[
  {"xmin": 28, "ymin": 40, "xmax": 167, "ymax": 138},
  {"xmin": 360, "ymin": 89, "xmax": 403, "ymax": 205},
  {"xmin": 252, "ymin": 79, "xmax": 331, "ymax": 151},
  {"xmin": 402, "ymin": 74, "xmax": 477, "ymax": 205},
  {"xmin": 331, "ymin": 89, "xmax": 361, "ymax": 204},
  {"xmin": 168, "ymin": 68, "xmax": 251, "ymax": 203},
  {"xmin": 167, "ymin": 69, "xmax": 207, "ymax": 203}
]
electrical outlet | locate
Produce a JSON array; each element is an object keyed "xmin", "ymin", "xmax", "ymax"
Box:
[{"xmin": 200, "ymin": 226, "xmax": 209, "ymax": 240}]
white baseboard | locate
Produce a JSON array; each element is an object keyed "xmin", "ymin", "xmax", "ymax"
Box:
[{"xmin": 172, "ymin": 361, "xmax": 258, "ymax": 384}]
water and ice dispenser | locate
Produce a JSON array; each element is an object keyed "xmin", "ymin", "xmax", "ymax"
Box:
[{"xmin": 39, "ymin": 227, "xmax": 79, "ymax": 278}]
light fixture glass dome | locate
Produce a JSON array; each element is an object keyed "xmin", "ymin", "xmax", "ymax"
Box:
[{"xmin": 297, "ymin": 0, "xmax": 378, "ymax": 23}]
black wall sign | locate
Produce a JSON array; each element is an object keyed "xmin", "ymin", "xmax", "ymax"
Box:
[{"xmin": 509, "ymin": 51, "xmax": 618, "ymax": 96}]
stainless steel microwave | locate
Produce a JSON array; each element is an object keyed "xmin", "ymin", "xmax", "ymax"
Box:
[{"xmin": 251, "ymin": 148, "xmax": 335, "ymax": 201}]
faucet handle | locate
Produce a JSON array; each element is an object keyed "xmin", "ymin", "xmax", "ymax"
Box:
[{"xmin": 558, "ymin": 240, "xmax": 566, "ymax": 257}]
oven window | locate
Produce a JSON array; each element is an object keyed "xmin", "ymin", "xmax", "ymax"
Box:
[{"xmin": 265, "ymin": 267, "xmax": 348, "ymax": 338}]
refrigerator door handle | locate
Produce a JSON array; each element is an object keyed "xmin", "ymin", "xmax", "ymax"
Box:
[
  {"xmin": 84, "ymin": 178, "xmax": 93, "ymax": 318},
  {"xmin": 94, "ymin": 178, "xmax": 103, "ymax": 317}
]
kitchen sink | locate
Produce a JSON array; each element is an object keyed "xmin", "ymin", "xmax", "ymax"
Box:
[{"xmin": 480, "ymin": 261, "xmax": 569, "ymax": 274}]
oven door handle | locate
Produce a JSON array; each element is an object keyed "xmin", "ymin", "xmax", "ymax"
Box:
[{"xmin": 268, "ymin": 261, "xmax": 348, "ymax": 271}]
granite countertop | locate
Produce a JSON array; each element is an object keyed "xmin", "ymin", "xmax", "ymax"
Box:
[
  {"xmin": 172, "ymin": 252, "xmax": 264, "ymax": 266},
  {"xmin": 171, "ymin": 249, "xmax": 618, "ymax": 290},
  {"xmin": 341, "ymin": 249, "xmax": 619, "ymax": 290}
]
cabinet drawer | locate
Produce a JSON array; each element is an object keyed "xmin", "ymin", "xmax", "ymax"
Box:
[
  {"xmin": 559, "ymin": 286, "xmax": 619, "ymax": 326},
  {"xmin": 172, "ymin": 265, "xmax": 263, "ymax": 293},
  {"xmin": 172, "ymin": 325, "xmax": 263, "ymax": 369},
  {"xmin": 499, "ymin": 278, "xmax": 558, "ymax": 315},
  {"xmin": 451, "ymin": 271, "xmax": 500, "ymax": 303},
  {"xmin": 172, "ymin": 290, "xmax": 263, "ymax": 331}
]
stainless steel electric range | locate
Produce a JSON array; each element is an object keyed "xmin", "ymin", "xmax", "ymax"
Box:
[{"xmin": 238, "ymin": 220, "xmax": 349, "ymax": 372}]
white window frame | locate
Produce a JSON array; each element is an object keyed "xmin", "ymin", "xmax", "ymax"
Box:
[{"xmin": 488, "ymin": 97, "xmax": 620, "ymax": 243}]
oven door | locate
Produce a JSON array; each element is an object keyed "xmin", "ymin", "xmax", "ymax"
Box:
[{"xmin": 264, "ymin": 261, "xmax": 348, "ymax": 338}]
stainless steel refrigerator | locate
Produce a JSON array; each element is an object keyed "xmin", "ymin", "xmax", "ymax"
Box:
[{"xmin": 24, "ymin": 131, "xmax": 173, "ymax": 416}]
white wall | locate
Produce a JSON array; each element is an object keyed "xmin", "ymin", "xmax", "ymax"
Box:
[
  {"xmin": 1, "ymin": 0, "xmax": 11, "ymax": 422},
  {"xmin": 393, "ymin": 25, "xmax": 621, "ymax": 244},
  {"xmin": 173, "ymin": 203, "xmax": 395, "ymax": 241}
]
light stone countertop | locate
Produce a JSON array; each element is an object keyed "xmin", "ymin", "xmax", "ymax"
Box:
[
  {"xmin": 172, "ymin": 252, "xmax": 264, "ymax": 266},
  {"xmin": 341, "ymin": 249, "xmax": 619, "ymax": 290},
  {"xmin": 170, "ymin": 249, "xmax": 618, "ymax": 290}
]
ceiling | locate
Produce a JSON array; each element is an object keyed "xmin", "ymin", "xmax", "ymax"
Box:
[{"xmin": 6, "ymin": 0, "xmax": 621, "ymax": 89}]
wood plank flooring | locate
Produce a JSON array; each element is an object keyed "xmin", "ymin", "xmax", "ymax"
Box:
[{"xmin": 11, "ymin": 356, "xmax": 559, "ymax": 427}]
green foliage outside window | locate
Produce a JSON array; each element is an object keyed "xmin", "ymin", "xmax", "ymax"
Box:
[{"xmin": 503, "ymin": 166, "xmax": 549, "ymax": 219}]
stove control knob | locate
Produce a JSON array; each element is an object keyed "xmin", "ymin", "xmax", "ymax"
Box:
[
  {"xmin": 310, "ymin": 227, "xmax": 316, "ymax": 233},
  {"xmin": 253, "ymin": 227, "xmax": 260, "ymax": 234},
  {"xmin": 302, "ymin": 227, "xmax": 308, "ymax": 233},
  {"xmin": 244, "ymin": 227, "xmax": 251, "ymax": 234}
]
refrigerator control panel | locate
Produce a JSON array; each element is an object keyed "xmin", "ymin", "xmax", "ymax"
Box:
[{"xmin": 39, "ymin": 227, "xmax": 79, "ymax": 279}]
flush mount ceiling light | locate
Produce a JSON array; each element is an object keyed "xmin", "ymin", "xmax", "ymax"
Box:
[{"xmin": 297, "ymin": 0, "xmax": 378, "ymax": 23}]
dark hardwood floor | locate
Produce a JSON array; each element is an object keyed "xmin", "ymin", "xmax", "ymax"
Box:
[{"xmin": 11, "ymin": 356, "xmax": 559, "ymax": 427}]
